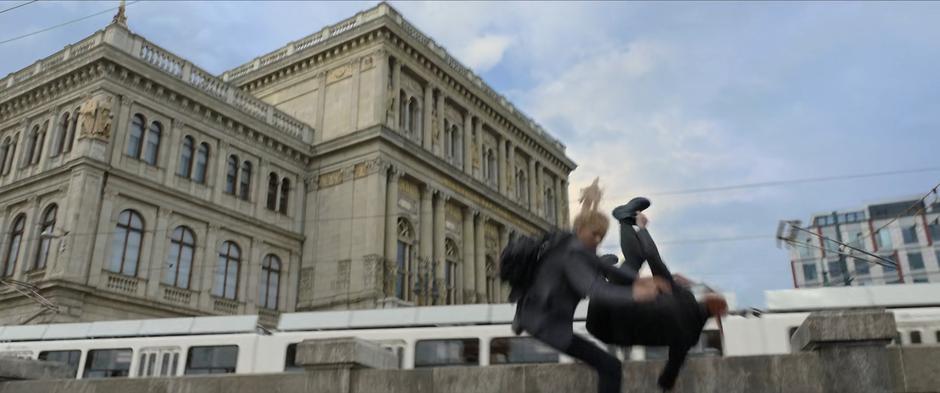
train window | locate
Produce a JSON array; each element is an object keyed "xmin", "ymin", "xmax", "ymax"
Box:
[
  {"xmin": 138, "ymin": 347, "xmax": 181, "ymax": 377},
  {"xmin": 185, "ymin": 345, "xmax": 238, "ymax": 375},
  {"xmin": 284, "ymin": 343, "xmax": 302, "ymax": 372},
  {"xmin": 936, "ymin": 330, "xmax": 940, "ymax": 344},
  {"xmin": 490, "ymin": 337, "xmax": 559, "ymax": 365},
  {"xmin": 910, "ymin": 331, "xmax": 922, "ymax": 345},
  {"xmin": 39, "ymin": 350, "xmax": 81, "ymax": 377},
  {"xmin": 83, "ymin": 349, "xmax": 132, "ymax": 378},
  {"xmin": 414, "ymin": 339, "xmax": 479, "ymax": 368}
]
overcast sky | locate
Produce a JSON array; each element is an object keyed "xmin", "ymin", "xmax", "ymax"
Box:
[{"xmin": 3, "ymin": 1, "xmax": 939, "ymax": 307}]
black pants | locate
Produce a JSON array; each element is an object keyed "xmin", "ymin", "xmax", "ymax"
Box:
[{"xmin": 564, "ymin": 335, "xmax": 622, "ymax": 393}]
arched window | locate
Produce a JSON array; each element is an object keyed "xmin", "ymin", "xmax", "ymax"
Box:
[
  {"xmin": 163, "ymin": 226, "xmax": 195, "ymax": 289},
  {"xmin": 2, "ymin": 214, "xmax": 26, "ymax": 277},
  {"xmin": 109, "ymin": 210, "xmax": 144, "ymax": 276},
  {"xmin": 450, "ymin": 125, "xmax": 461, "ymax": 164},
  {"xmin": 177, "ymin": 136, "xmax": 194, "ymax": 178},
  {"xmin": 516, "ymin": 169, "xmax": 527, "ymax": 203},
  {"xmin": 64, "ymin": 106, "xmax": 79, "ymax": 153},
  {"xmin": 279, "ymin": 178, "xmax": 290, "ymax": 214},
  {"xmin": 239, "ymin": 161, "xmax": 252, "ymax": 201},
  {"xmin": 545, "ymin": 188, "xmax": 556, "ymax": 222},
  {"xmin": 25, "ymin": 125, "xmax": 39, "ymax": 167},
  {"xmin": 34, "ymin": 204, "xmax": 57, "ymax": 271},
  {"xmin": 213, "ymin": 241, "xmax": 240, "ymax": 299},
  {"xmin": 224, "ymin": 155, "xmax": 239, "ymax": 195},
  {"xmin": 485, "ymin": 256, "xmax": 497, "ymax": 303},
  {"xmin": 396, "ymin": 218, "xmax": 415, "ymax": 301},
  {"xmin": 266, "ymin": 173, "xmax": 279, "ymax": 210},
  {"xmin": 4, "ymin": 136, "xmax": 17, "ymax": 176},
  {"xmin": 399, "ymin": 90, "xmax": 408, "ymax": 130},
  {"xmin": 259, "ymin": 255, "xmax": 281, "ymax": 309},
  {"xmin": 143, "ymin": 121, "xmax": 162, "ymax": 165},
  {"xmin": 193, "ymin": 142, "xmax": 209, "ymax": 184},
  {"xmin": 32, "ymin": 121, "xmax": 47, "ymax": 165},
  {"xmin": 409, "ymin": 97, "xmax": 420, "ymax": 136},
  {"xmin": 444, "ymin": 238, "xmax": 459, "ymax": 305},
  {"xmin": 0, "ymin": 137, "xmax": 11, "ymax": 175},
  {"xmin": 127, "ymin": 114, "xmax": 145, "ymax": 158},
  {"xmin": 52, "ymin": 112, "xmax": 69, "ymax": 157}
]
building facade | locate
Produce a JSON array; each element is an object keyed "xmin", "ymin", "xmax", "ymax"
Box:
[
  {"xmin": 786, "ymin": 196, "xmax": 940, "ymax": 288},
  {"xmin": 0, "ymin": 4, "xmax": 574, "ymax": 326}
]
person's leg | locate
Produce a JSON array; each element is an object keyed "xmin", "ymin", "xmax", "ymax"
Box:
[
  {"xmin": 634, "ymin": 228, "xmax": 674, "ymax": 282},
  {"xmin": 619, "ymin": 221, "xmax": 646, "ymax": 274},
  {"xmin": 565, "ymin": 335, "xmax": 622, "ymax": 393}
]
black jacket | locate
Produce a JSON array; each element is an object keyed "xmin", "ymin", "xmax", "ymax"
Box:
[{"xmin": 514, "ymin": 233, "xmax": 637, "ymax": 350}]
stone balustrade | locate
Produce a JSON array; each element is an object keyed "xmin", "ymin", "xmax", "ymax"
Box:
[{"xmin": 0, "ymin": 25, "xmax": 313, "ymax": 144}]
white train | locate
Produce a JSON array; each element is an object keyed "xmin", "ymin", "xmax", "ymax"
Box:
[{"xmin": 2, "ymin": 284, "xmax": 939, "ymax": 380}]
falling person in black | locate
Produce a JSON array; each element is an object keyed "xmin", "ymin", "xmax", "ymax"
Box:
[
  {"xmin": 587, "ymin": 197, "xmax": 728, "ymax": 391},
  {"xmin": 511, "ymin": 179, "xmax": 671, "ymax": 393}
]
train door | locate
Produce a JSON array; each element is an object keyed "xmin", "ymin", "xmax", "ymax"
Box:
[{"xmin": 136, "ymin": 347, "xmax": 182, "ymax": 377}]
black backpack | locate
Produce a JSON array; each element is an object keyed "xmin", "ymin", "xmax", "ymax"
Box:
[{"xmin": 499, "ymin": 231, "xmax": 572, "ymax": 302}]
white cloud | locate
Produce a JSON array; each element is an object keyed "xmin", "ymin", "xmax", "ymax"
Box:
[{"xmin": 458, "ymin": 35, "xmax": 513, "ymax": 72}]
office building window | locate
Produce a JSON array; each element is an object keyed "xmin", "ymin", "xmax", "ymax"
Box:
[{"xmin": 902, "ymin": 225, "xmax": 919, "ymax": 245}]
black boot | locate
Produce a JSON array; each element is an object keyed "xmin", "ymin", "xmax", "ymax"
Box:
[{"xmin": 612, "ymin": 197, "xmax": 651, "ymax": 225}]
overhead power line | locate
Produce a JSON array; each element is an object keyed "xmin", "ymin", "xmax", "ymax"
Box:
[
  {"xmin": 0, "ymin": 1, "xmax": 139, "ymax": 46},
  {"xmin": 0, "ymin": 0, "xmax": 38, "ymax": 15},
  {"xmin": 644, "ymin": 167, "xmax": 940, "ymax": 197}
]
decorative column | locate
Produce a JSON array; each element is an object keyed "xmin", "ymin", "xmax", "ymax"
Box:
[
  {"xmin": 420, "ymin": 185, "xmax": 433, "ymax": 305},
  {"xmin": 383, "ymin": 168, "xmax": 400, "ymax": 268},
  {"xmin": 497, "ymin": 136, "xmax": 507, "ymax": 195},
  {"xmin": 436, "ymin": 90, "xmax": 446, "ymax": 158},
  {"xmin": 475, "ymin": 118, "xmax": 483, "ymax": 179},
  {"xmin": 433, "ymin": 192, "xmax": 447, "ymax": 304},
  {"xmin": 554, "ymin": 175, "xmax": 563, "ymax": 228},
  {"xmin": 462, "ymin": 207, "xmax": 475, "ymax": 303},
  {"xmin": 528, "ymin": 158, "xmax": 536, "ymax": 211},
  {"xmin": 462, "ymin": 114, "xmax": 472, "ymax": 175},
  {"xmin": 391, "ymin": 59, "xmax": 402, "ymax": 130},
  {"xmin": 474, "ymin": 213, "xmax": 486, "ymax": 303},
  {"xmin": 423, "ymin": 84, "xmax": 433, "ymax": 151},
  {"xmin": 375, "ymin": 49, "xmax": 389, "ymax": 127}
]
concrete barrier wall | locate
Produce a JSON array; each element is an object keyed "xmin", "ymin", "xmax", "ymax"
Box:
[{"xmin": 1, "ymin": 309, "xmax": 938, "ymax": 393}]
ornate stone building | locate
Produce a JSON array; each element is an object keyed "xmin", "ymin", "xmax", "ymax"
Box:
[{"xmin": 0, "ymin": 3, "xmax": 574, "ymax": 326}]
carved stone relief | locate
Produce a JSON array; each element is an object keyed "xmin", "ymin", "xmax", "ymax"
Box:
[{"xmin": 77, "ymin": 93, "xmax": 114, "ymax": 141}]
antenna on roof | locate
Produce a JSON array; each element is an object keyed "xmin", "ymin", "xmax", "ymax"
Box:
[{"xmin": 111, "ymin": 0, "xmax": 128, "ymax": 28}]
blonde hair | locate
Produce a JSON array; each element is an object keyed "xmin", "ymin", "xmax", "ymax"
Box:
[{"xmin": 573, "ymin": 177, "xmax": 609, "ymax": 233}]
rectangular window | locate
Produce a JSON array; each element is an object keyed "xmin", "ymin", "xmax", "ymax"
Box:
[
  {"xmin": 902, "ymin": 225, "xmax": 919, "ymax": 244},
  {"xmin": 910, "ymin": 331, "xmax": 922, "ymax": 344},
  {"xmin": 929, "ymin": 221, "xmax": 940, "ymax": 242},
  {"xmin": 802, "ymin": 263, "xmax": 817, "ymax": 282},
  {"xmin": 414, "ymin": 339, "xmax": 479, "ymax": 368},
  {"xmin": 876, "ymin": 230, "xmax": 893, "ymax": 250},
  {"xmin": 854, "ymin": 259, "xmax": 870, "ymax": 277},
  {"xmin": 827, "ymin": 260, "xmax": 847, "ymax": 283},
  {"xmin": 39, "ymin": 350, "xmax": 81, "ymax": 378},
  {"xmin": 908, "ymin": 252, "xmax": 925, "ymax": 271},
  {"xmin": 489, "ymin": 337, "xmax": 559, "ymax": 365},
  {"xmin": 798, "ymin": 238, "xmax": 814, "ymax": 259},
  {"xmin": 83, "ymin": 349, "xmax": 132, "ymax": 379},
  {"xmin": 185, "ymin": 346, "xmax": 238, "ymax": 375}
]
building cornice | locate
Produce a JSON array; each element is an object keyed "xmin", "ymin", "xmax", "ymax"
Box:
[
  {"xmin": 0, "ymin": 25, "xmax": 315, "ymax": 164},
  {"xmin": 221, "ymin": 3, "xmax": 575, "ymax": 173}
]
